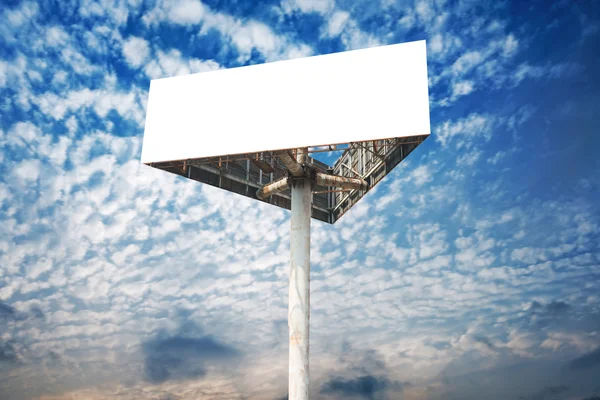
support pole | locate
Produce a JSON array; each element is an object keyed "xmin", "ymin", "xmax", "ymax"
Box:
[{"xmin": 289, "ymin": 177, "xmax": 311, "ymax": 400}]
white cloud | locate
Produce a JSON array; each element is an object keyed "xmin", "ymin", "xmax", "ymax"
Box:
[
  {"xmin": 223, "ymin": 20, "xmax": 278, "ymax": 56},
  {"xmin": 512, "ymin": 62, "xmax": 581, "ymax": 86},
  {"xmin": 36, "ymin": 91, "xmax": 88, "ymax": 120},
  {"xmin": 451, "ymin": 51, "xmax": 484, "ymax": 76},
  {"xmin": 7, "ymin": 121, "xmax": 41, "ymax": 146},
  {"xmin": 93, "ymin": 91, "xmax": 137, "ymax": 118},
  {"xmin": 51, "ymin": 70, "xmax": 68, "ymax": 86},
  {"xmin": 422, "ymin": 14, "xmax": 525, "ymax": 106},
  {"xmin": 415, "ymin": 0, "xmax": 434, "ymax": 23},
  {"xmin": 506, "ymin": 331, "xmax": 538, "ymax": 357},
  {"xmin": 0, "ymin": 60, "xmax": 7, "ymax": 87},
  {"xmin": 429, "ymin": 33, "xmax": 443, "ymax": 54},
  {"xmin": 0, "ymin": 279, "xmax": 21, "ymax": 300},
  {"xmin": 144, "ymin": 49, "xmax": 220, "ymax": 79},
  {"xmin": 411, "ymin": 224, "xmax": 448, "ymax": 260},
  {"xmin": 398, "ymin": 12, "xmax": 416, "ymax": 29},
  {"xmin": 456, "ymin": 150, "xmax": 481, "ymax": 167},
  {"xmin": 325, "ymin": 10, "xmax": 350, "ymax": 37},
  {"xmin": 27, "ymin": 258, "xmax": 54, "ymax": 280},
  {"xmin": 35, "ymin": 87, "xmax": 146, "ymax": 125},
  {"xmin": 5, "ymin": 120, "xmax": 70, "ymax": 168},
  {"xmin": 122, "ymin": 36, "xmax": 150, "ymax": 68},
  {"xmin": 437, "ymin": 113, "xmax": 494, "ymax": 148},
  {"xmin": 503, "ymin": 34, "xmax": 518, "ymax": 57},
  {"xmin": 451, "ymin": 79, "xmax": 474, "ymax": 98},
  {"xmin": 65, "ymin": 116, "xmax": 78, "ymax": 136},
  {"xmin": 142, "ymin": 0, "xmax": 206, "ymax": 26},
  {"xmin": 13, "ymin": 158, "xmax": 42, "ymax": 183},
  {"xmin": 410, "ymin": 165, "xmax": 432, "ymax": 187},
  {"xmin": 511, "ymin": 247, "xmax": 547, "ymax": 265},
  {"xmin": 338, "ymin": 18, "xmax": 381, "ymax": 50},
  {"xmin": 283, "ymin": 43, "xmax": 313, "ymax": 59},
  {"xmin": 61, "ymin": 47, "xmax": 98, "ymax": 75},
  {"xmin": 77, "ymin": 0, "xmax": 130, "ymax": 26},
  {"xmin": 487, "ymin": 150, "xmax": 506, "ymax": 165},
  {"xmin": 281, "ymin": 0, "xmax": 334, "ymax": 15},
  {"xmin": 143, "ymin": 0, "xmax": 313, "ymax": 62},
  {"xmin": 169, "ymin": 0, "xmax": 206, "ymax": 24},
  {"xmin": 0, "ymin": 54, "xmax": 28, "ymax": 102},
  {"xmin": 111, "ymin": 244, "xmax": 141, "ymax": 265},
  {"xmin": 46, "ymin": 26, "xmax": 69, "ymax": 47},
  {"xmin": 456, "ymin": 247, "xmax": 495, "ymax": 271},
  {"xmin": 200, "ymin": 13, "xmax": 297, "ymax": 61},
  {"xmin": 4, "ymin": 1, "xmax": 38, "ymax": 27},
  {"xmin": 47, "ymin": 136, "xmax": 72, "ymax": 166}
]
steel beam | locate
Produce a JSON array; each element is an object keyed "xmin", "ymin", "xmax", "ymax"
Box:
[{"xmin": 251, "ymin": 157, "xmax": 275, "ymax": 174}]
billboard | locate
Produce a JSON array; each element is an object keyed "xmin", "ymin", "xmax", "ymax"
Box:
[
  {"xmin": 141, "ymin": 40, "xmax": 430, "ymax": 223},
  {"xmin": 141, "ymin": 40, "xmax": 429, "ymax": 163}
]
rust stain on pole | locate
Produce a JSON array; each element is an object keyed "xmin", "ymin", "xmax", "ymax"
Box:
[{"xmin": 290, "ymin": 330, "xmax": 303, "ymax": 345}]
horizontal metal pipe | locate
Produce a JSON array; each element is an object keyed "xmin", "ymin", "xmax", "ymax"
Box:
[
  {"xmin": 188, "ymin": 165, "xmax": 330, "ymax": 214},
  {"xmin": 315, "ymin": 172, "xmax": 368, "ymax": 191},
  {"xmin": 278, "ymin": 151, "xmax": 304, "ymax": 177},
  {"xmin": 256, "ymin": 177, "xmax": 290, "ymax": 200}
]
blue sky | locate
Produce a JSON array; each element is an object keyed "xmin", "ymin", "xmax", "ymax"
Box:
[{"xmin": 0, "ymin": 0, "xmax": 599, "ymax": 399}]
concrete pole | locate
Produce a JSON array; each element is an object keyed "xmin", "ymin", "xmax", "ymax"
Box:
[{"xmin": 288, "ymin": 175, "xmax": 311, "ymax": 399}]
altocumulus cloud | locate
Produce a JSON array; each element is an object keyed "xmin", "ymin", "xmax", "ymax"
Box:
[{"xmin": 0, "ymin": 0, "xmax": 599, "ymax": 399}]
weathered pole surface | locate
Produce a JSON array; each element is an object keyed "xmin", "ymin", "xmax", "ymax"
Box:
[{"xmin": 289, "ymin": 149, "xmax": 311, "ymax": 400}]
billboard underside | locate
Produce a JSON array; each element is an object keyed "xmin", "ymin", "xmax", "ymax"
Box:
[{"xmin": 150, "ymin": 135, "xmax": 427, "ymax": 224}]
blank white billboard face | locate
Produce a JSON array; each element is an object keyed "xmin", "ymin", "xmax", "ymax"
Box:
[{"xmin": 141, "ymin": 40, "xmax": 430, "ymax": 164}]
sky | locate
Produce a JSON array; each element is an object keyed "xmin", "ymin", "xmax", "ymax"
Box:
[{"xmin": 0, "ymin": 0, "xmax": 599, "ymax": 399}]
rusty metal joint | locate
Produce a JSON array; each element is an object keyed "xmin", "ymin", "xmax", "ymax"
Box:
[{"xmin": 278, "ymin": 150, "xmax": 305, "ymax": 177}]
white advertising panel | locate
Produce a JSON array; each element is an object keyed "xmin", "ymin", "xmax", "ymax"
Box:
[{"xmin": 141, "ymin": 40, "xmax": 430, "ymax": 164}]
